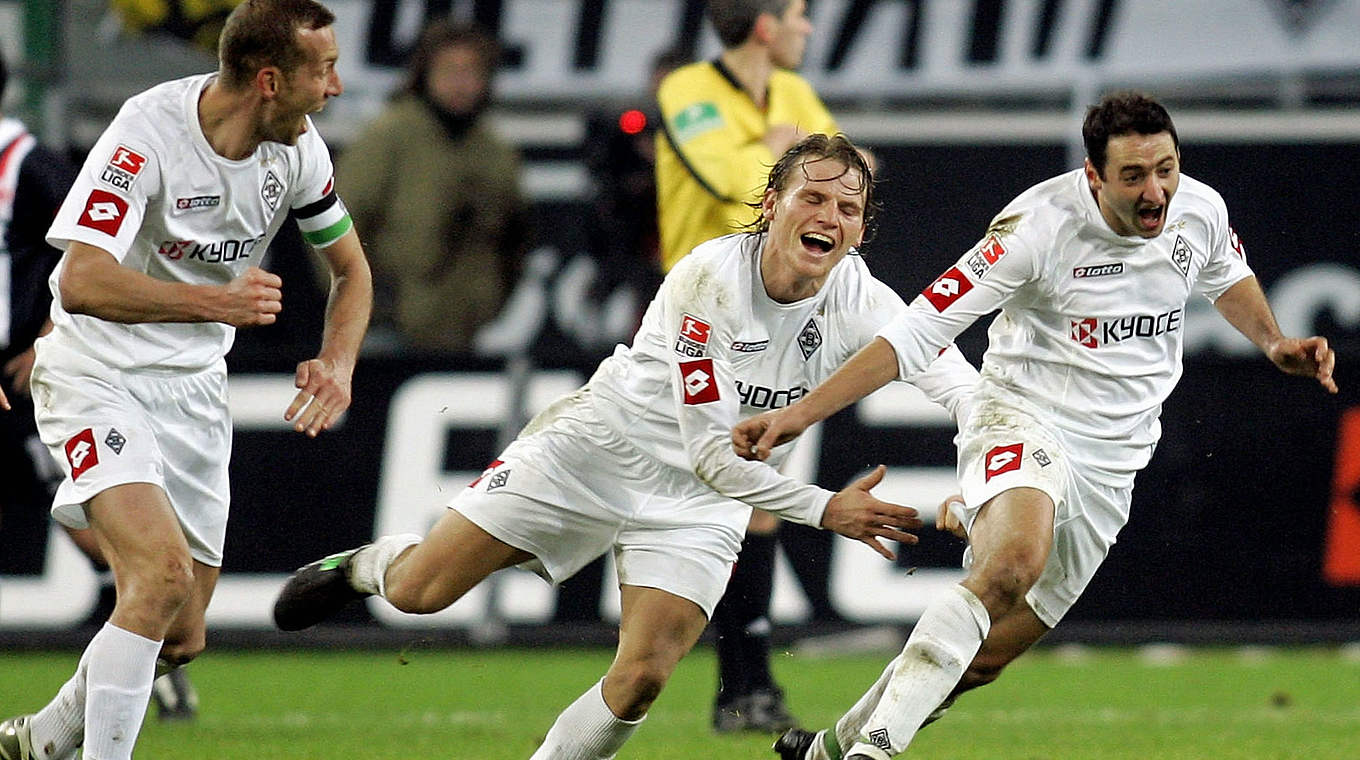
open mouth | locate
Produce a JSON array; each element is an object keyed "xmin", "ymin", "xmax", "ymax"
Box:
[
  {"xmin": 801, "ymin": 232, "xmax": 834, "ymax": 253},
  {"xmin": 1136, "ymin": 206, "xmax": 1163, "ymax": 231}
]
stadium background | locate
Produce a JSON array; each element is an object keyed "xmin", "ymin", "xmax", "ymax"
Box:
[{"xmin": 0, "ymin": 0, "xmax": 1357, "ymax": 646}]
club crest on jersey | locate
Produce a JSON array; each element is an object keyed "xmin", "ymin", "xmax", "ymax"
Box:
[
  {"xmin": 1032, "ymin": 448, "xmax": 1051, "ymax": 467},
  {"xmin": 100, "ymin": 145, "xmax": 146, "ymax": 191},
  {"xmin": 797, "ymin": 318, "xmax": 823, "ymax": 359},
  {"xmin": 65, "ymin": 429, "xmax": 100, "ymax": 481},
  {"xmin": 1170, "ymin": 235, "xmax": 1192, "ymax": 277},
  {"xmin": 104, "ymin": 428, "xmax": 127, "ymax": 455},
  {"xmin": 487, "ymin": 469, "xmax": 511, "ymax": 491},
  {"xmin": 674, "ymin": 313, "xmax": 712, "ymax": 357},
  {"xmin": 468, "ymin": 459, "xmax": 504, "ymax": 489},
  {"xmin": 679, "ymin": 358, "xmax": 721, "ymax": 404},
  {"xmin": 984, "ymin": 443, "xmax": 1024, "ymax": 481},
  {"xmin": 964, "ymin": 235, "xmax": 1007, "ymax": 279},
  {"xmin": 261, "ymin": 170, "xmax": 284, "ymax": 210},
  {"xmin": 77, "ymin": 190, "xmax": 129, "ymax": 236},
  {"xmin": 922, "ymin": 267, "xmax": 973, "ymax": 312}
]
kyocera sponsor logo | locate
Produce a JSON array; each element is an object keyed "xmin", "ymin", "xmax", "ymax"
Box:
[
  {"xmin": 1069, "ymin": 308, "xmax": 1183, "ymax": 348},
  {"xmin": 735, "ymin": 380, "xmax": 807, "ymax": 410},
  {"xmin": 156, "ymin": 235, "xmax": 265, "ymax": 262}
]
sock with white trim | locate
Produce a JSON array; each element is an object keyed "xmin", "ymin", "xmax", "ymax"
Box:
[
  {"xmin": 83, "ymin": 622, "xmax": 162, "ymax": 760},
  {"xmin": 529, "ymin": 679, "xmax": 645, "ymax": 759},
  {"xmin": 850, "ymin": 585, "xmax": 989, "ymax": 757},
  {"xmin": 349, "ymin": 533, "xmax": 422, "ymax": 596}
]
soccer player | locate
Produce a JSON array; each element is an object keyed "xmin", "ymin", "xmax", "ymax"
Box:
[
  {"xmin": 272, "ymin": 133, "xmax": 978, "ymax": 759},
  {"xmin": 0, "ymin": 2, "xmax": 371, "ymax": 759},
  {"xmin": 734, "ymin": 93, "xmax": 1338, "ymax": 760},
  {"xmin": 655, "ymin": 0, "xmax": 859, "ymax": 731}
]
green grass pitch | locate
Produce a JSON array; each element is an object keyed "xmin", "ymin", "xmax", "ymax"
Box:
[{"xmin": 1, "ymin": 644, "xmax": 1356, "ymax": 758}]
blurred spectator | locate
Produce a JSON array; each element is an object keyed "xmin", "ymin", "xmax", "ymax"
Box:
[{"xmin": 338, "ymin": 20, "xmax": 528, "ymax": 355}]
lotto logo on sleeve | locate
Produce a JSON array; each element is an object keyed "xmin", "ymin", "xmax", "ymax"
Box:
[
  {"xmin": 984, "ymin": 443, "xmax": 1024, "ymax": 482},
  {"xmin": 65, "ymin": 428, "xmax": 100, "ymax": 481},
  {"xmin": 78, "ymin": 190, "xmax": 129, "ymax": 236},
  {"xmin": 100, "ymin": 145, "xmax": 147, "ymax": 190},
  {"xmin": 674, "ymin": 313, "xmax": 713, "ymax": 357},
  {"xmin": 679, "ymin": 359, "xmax": 721, "ymax": 404},
  {"xmin": 922, "ymin": 267, "xmax": 973, "ymax": 312}
]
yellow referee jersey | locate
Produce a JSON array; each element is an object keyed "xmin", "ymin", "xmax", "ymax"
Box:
[{"xmin": 655, "ymin": 59, "xmax": 837, "ymax": 272}]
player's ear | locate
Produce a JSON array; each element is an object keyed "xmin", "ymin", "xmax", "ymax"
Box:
[
  {"xmin": 752, "ymin": 11, "xmax": 778, "ymax": 45},
  {"xmin": 761, "ymin": 188, "xmax": 777, "ymax": 219},
  {"xmin": 256, "ymin": 66, "xmax": 283, "ymax": 99},
  {"xmin": 1083, "ymin": 158, "xmax": 1102, "ymax": 191}
]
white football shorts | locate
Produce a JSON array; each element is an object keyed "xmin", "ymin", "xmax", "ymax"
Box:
[
  {"xmin": 449, "ymin": 388, "xmax": 747, "ymax": 618},
  {"xmin": 951, "ymin": 394, "xmax": 1136, "ymax": 628},
  {"xmin": 30, "ymin": 339, "xmax": 232, "ymax": 566}
]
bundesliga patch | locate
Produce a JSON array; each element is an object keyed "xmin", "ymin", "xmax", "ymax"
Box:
[
  {"xmin": 1228, "ymin": 226, "xmax": 1246, "ymax": 258},
  {"xmin": 77, "ymin": 190, "xmax": 129, "ymax": 237},
  {"xmin": 679, "ymin": 358, "xmax": 720, "ymax": 404},
  {"xmin": 797, "ymin": 318, "xmax": 822, "ymax": 360},
  {"xmin": 674, "ymin": 313, "xmax": 712, "ymax": 357},
  {"xmin": 1073, "ymin": 262, "xmax": 1123, "ymax": 278},
  {"xmin": 984, "ymin": 443, "xmax": 1024, "ymax": 482},
  {"xmin": 65, "ymin": 428, "xmax": 100, "ymax": 481},
  {"xmin": 964, "ymin": 235, "xmax": 1007, "ymax": 279},
  {"xmin": 922, "ymin": 267, "xmax": 973, "ymax": 312},
  {"xmin": 261, "ymin": 170, "xmax": 284, "ymax": 210},
  {"xmin": 99, "ymin": 145, "xmax": 147, "ymax": 191},
  {"xmin": 175, "ymin": 195, "xmax": 221, "ymax": 213},
  {"xmin": 1170, "ymin": 235, "xmax": 1192, "ymax": 277},
  {"xmin": 104, "ymin": 428, "xmax": 127, "ymax": 455}
]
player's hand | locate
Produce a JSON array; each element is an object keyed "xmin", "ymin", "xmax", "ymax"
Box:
[
  {"xmin": 1267, "ymin": 336, "xmax": 1337, "ymax": 393},
  {"xmin": 820, "ymin": 465, "xmax": 923, "ymax": 560},
  {"xmin": 0, "ymin": 382, "xmax": 9, "ymax": 411},
  {"xmin": 220, "ymin": 267, "xmax": 283, "ymax": 327},
  {"xmin": 285, "ymin": 357, "xmax": 353, "ymax": 437},
  {"xmin": 732, "ymin": 407, "xmax": 808, "ymax": 461},
  {"xmin": 3, "ymin": 346, "xmax": 38, "ymax": 398},
  {"xmin": 936, "ymin": 494, "xmax": 968, "ymax": 539}
]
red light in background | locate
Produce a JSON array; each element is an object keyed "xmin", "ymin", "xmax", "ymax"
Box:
[{"xmin": 619, "ymin": 109, "xmax": 647, "ymax": 135}]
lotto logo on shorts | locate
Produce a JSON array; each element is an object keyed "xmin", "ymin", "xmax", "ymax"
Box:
[
  {"xmin": 78, "ymin": 190, "xmax": 129, "ymax": 237},
  {"xmin": 984, "ymin": 443, "xmax": 1024, "ymax": 482},
  {"xmin": 679, "ymin": 358, "xmax": 720, "ymax": 405},
  {"xmin": 922, "ymin": 267, "xmax": 973, "ymax": 312},
  {"xmin": 674, "ymin": 313, "xmax": 712, "ymax": 357},
  {"xmin": 65, "ymin": 428, "xmax": 100, "ymax": 481}
]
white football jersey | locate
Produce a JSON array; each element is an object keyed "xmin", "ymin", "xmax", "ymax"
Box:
[
  {"xmin": 878, "ymin": 168, "xmax": 1254, "ymax": 474},
  {"xmin": 590, "ymin": 233, "xmax": 979, "ymax": 527},
  {"xmin": 45, "ymin": 73, "xmax": 352, "ymax": 371}
]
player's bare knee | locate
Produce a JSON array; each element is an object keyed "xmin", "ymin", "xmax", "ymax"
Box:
[
  {"xmin": 605, "ymin": 659, "xmax": 671, "ymax": 718},
  {"xmin": 159, "ymin": 636, "xmax": 206, "ymax": 668},
  {"xmin": 121, "ymin": 557, "xmax": 196, "ymax": 619}
]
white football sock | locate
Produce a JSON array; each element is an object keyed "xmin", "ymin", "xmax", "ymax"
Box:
[
  {"xmin": 28, "ymin": 646, "xmax": 92, "ymax": 760},
  {"xmin": 349, "ymin": 533, "xmax": 421, "ymax": 596},
  {"xmin": 851, "ymin": 585, "xmax": 989, "ymax": 757},
  {"xmin": 830, "ymin": 653, "xmax": 903, "ymax": 756},
  {"xmin": 83, "ymin": 622, "xmax": 161, "ymax": 760},
  {"xmin": 529, "ymin": 679, "xmax": 644, "ymax": 760}
]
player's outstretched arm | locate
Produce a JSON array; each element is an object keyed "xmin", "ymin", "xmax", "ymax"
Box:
[
  {"xmin": 60, "ymin": 241, "xmax": 282, "ymax": 326},
  {"xmin": 1213, "ymin": 276, "xmax": 1338, "ymax": 393},
  {"xmin": 821, "ymin": 465, "xmax": 923, "ymax": 560},
  {"xmin": 285, "ymin": 228, "xmax": 372, "ymax": 438},
  {"xmin": 733, "ymin": 337, "xmax": 901, "ymax": 461}
]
